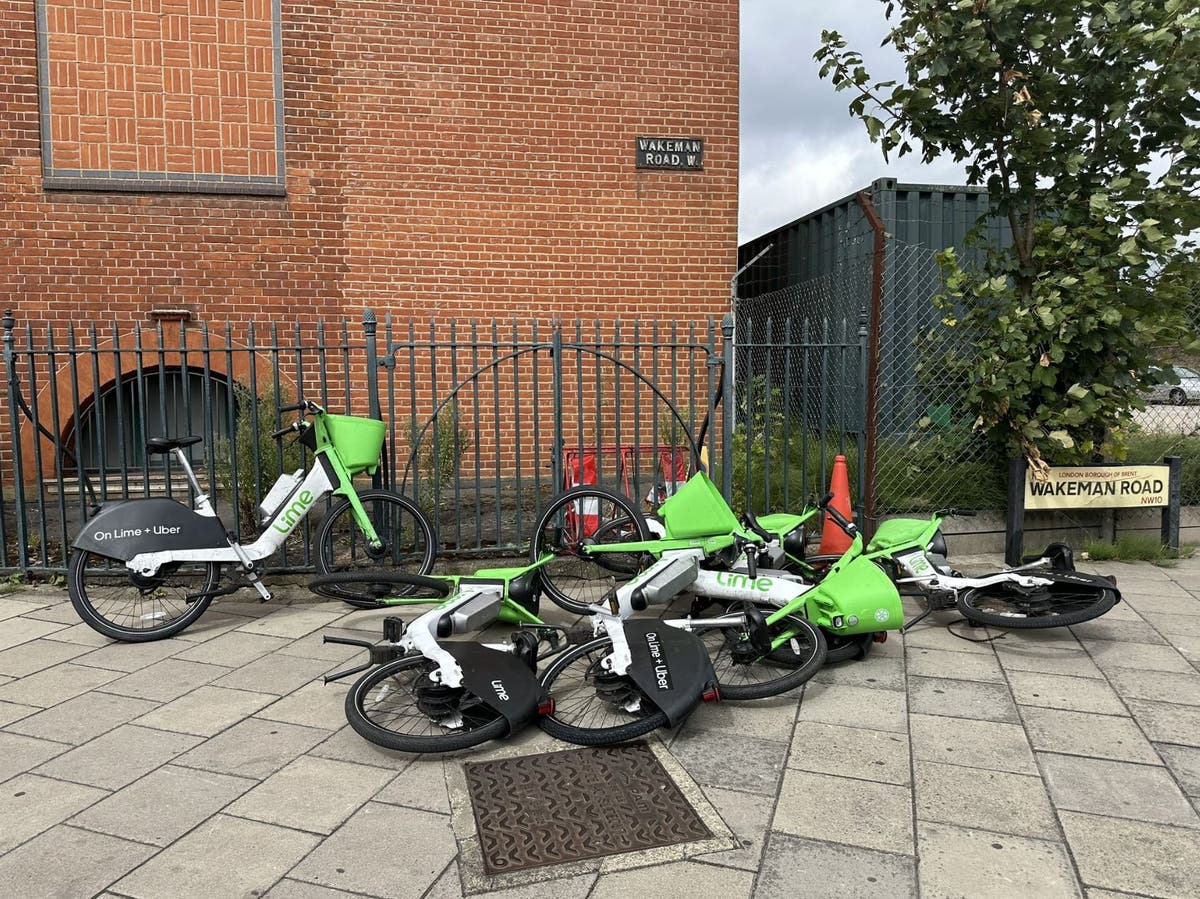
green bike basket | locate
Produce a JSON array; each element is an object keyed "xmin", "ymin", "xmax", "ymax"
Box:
[{"xmin": 324, "ymin": 414, "xmax": 386, "ymax": 475}]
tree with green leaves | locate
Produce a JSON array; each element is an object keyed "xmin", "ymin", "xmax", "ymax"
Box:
[{"xmin": 816, "ymin": 0, "xmax": 1200, "ymax": 472}]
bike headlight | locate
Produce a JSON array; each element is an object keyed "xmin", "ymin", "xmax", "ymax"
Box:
[{"xmin": 929, "ymin": 529, "xmax": 948, "ymax": 558}]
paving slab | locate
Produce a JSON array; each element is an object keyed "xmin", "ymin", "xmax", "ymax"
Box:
[
  {"xmin": 679, "ymin": 696, "xmax": 797, "ymax": 743},
  {"xmin": 788, "ymin": 720, "xmax": 911, "ymax": 785},
  {"xmin": 0, "ymin": 638, "xmax": 92, "ymax": 677},
  {"xmin": 265, "ymin": 878, "xmax": 380, "ymax": 899},
  {"xmin": 994, "ymin": 643, "xmax": 1105, "ymax": 678},
  {"xmin": 373, "ymin": 759, "xmax": 452, "ymax": 815},
  {"xmin": 670, "ymin": 727, "xmax": 789, "ymax": 796},
  {"xmin": 235, "ymin": 607, "xmax": 348, "ymax": 639},
  {"xmin": 288, "ymin": 802, "xmax": 456, "ymax": 898},
  {"xmin": 0, "ymin": 616, "xmax": 68, "ymax": 649},
  {"xmin": 1156, "ymin": 743, "xmax": 1200, "ymax": 798},
  {"xmin": 4, "ymin": 690, "xmax": 158, "ymax": 745},
  {"xmin": 917, "ymin": 822, "xmax": 1082, "ymax": 899},
  {"xmin": 97, "ymin": 658, "xmax": 233, "ymax": 703},
  {"xmin": 33, "ymin": 723, "xmax": 202, "ymax": 790},
  {"xmin": 1020, "ymin": 707, "xmax": 1160, "ymax": 764},
  {"xmin": 773, "ymin": 768, "xmax": 913, "ymax": 855},
  {"xmin": 1119, "ymin": 591, "xmax": 1200, "ymax": 616},
  {"xmin": 422, "ymin": 864, "xmax": 597, "ymax": 899},
  {"xmin": 212, "ymin": 651, "xmax": 332, "ymax": 696},
  {"xmin": 0, "ymin": 824, "xmax": 155, "ymax": 898},
  {"xmin": 172, "ymin": 716, "xmax": 333, "ymax": 779},
  {"xmin": 1005, "ymin": 670, "xmax": 1128, "ymax": 716},
  {"xmin": 907, "ymin": 675, "xmax": 1020, "ymax": 723},
  {"xmin": 1061, "ymin": 811, "xmax": 1200, "ymax": 898},
  {"xmin": 591, "ymin": 860, "xmax": 754, "ymax": 899},
  {"xmin": 227, "ymin": 755, "xmax": 394, "ymax": 834},
  {"xmin": 909, "ymin": 713, "xmax": 1038, "ymax": 775},
  {"xmin": 796, "ymin": 682, "xmax": 908, "ymax": 734},
  {"xmin": 72, "ymin": 638, "xmax": 183, "ymax": 673},
  {"xmin": 1166, "ymin": 632, "xmax": 1200, "ymax": 664},
  {"xmin": 0, "ymin": 599, "xmax": 58, "ymax": 621},
  {"xmin": 1102, "ymin": 667, "xmax": 1200, "ymax": 706},
  {"xmin": 914, "ymin": 760, "xmax": 1059, "ymax": 839},
  {"xmin": 1070, "ymin": 618, "xmax": 1168, "ymax": 645},
  {"xmin": 1127, "ymin": 698, "xmax": 1200, "ymax": 747},
  {"xmin": 113, "ymin": 813, "xmax": 321, "ymax": 899},
  {"xmin": 1039, "ymin": 753, "xmax": 1198, "ymax": 827},
  {"xmin": 1141, "ymin": 612, "xmax": 1200, "ymax": 637},
  {"xmin": 257, "ymin": 681, "xmax": 349, "ymax": 730},
  {"xmin": 70, "ymin": 764, "xmax": 255, "ymax": 847},
  {"xmin": 133, "ymin": 684, "xmax": 277, "ymax": 736},
  {"xmin": 307, "ymin": 723, "xmax": 419, "ymax": 770},
  {"xmin": 45, "ymin": 621, "xmax": 117, "ymax": 647},
  {"xmin": 0, "ymin": 659, "xmax": 124, "ymax": 708},
  {"xmin": 694, "ymin": 784, "xmax": 773, "ymax": 872},
  {"xmin": 1087, "ymin": 640, "xmax": 1195, "ymax": 674},
  {"xmin": 174, "ymin": 630, "xmax": 293, "ymax": 667},
  {"xmin": 905, "ymin": 647, "xmax": 1005, "ymax": 683},
  {"xmin": 0, "ymin": 731, "xmax": 73, "ymax": 783},
  {"xmin": 0, "ymin": 772, "xmax": 109, "ymax": 854},
  {"xmin": 0, "ymin": 698, "xmax": 39, "ymax": 727},
  {"xmin": 751, "ymin": 832, "xmax": 916, "ymax": 899},
  {"xmin": 901, "ymin": 624, "xmax": 997, "ymax": 655},
  {"xmin": 810, "ymin": 654, "xmax": 906, "ymax": 691}
]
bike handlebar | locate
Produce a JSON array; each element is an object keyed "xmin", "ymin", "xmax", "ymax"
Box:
[
  {"xmin": 817, "ymin": 491, "xmax": 858, "ymax": 537},
  {"xmin": 278, "ymin": 402, "xmax": 306, "ymax": 413},
  {"xmin": 270, "ymin": 422, "xmax": 302, "ymax": 440}
]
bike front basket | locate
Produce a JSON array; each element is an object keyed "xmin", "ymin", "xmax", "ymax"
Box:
[{"xmin": 325, "ymin": 414, "xmax": 386, "ymax": 475}]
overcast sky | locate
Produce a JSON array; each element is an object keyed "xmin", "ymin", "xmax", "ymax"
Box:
[{"xmin": 738, "ymin": 0, "xmax": 970, "ymax": 243}]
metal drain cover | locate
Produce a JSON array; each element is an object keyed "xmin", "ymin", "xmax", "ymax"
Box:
[{"xmin": 463, "ymin": 742, "xmax": 712, "ymax": 874}]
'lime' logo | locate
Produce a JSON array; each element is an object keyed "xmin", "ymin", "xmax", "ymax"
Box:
[
  {"xmin": 875, "ymin": 609, "xmax": 890, "ymax": 623},
  {"xmin": 715, "ymin": 571, "xmax": 773, "ymax": 593},
  {"xmin": 272, "ymin": 489, "xmax": 314, "ymax": 533}
]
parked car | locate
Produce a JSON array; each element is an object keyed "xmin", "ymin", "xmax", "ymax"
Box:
[{"xmin": 1146, "ymin": 365, "xmax": 1200, "ymax": 405}]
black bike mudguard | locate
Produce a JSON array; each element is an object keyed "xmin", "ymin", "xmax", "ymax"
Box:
[
  {"xmin": 1037, "ymin": 569, "xmax": 1122, "ymax": 602},
  {"xmin": 622, "ymin": 618, "xmax": 717, "ymax": 728},
  {"xmin": 72, "ymin": 499, "xmax": 229, "ymax": 561},
  {"xmin": 441, "ymin": 642, "xmax": 547, "ymax": 736}
]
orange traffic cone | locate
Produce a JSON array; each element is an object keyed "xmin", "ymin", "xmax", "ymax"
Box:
[{"xmin": 818, "ymin": 454, "xmax": 854, "ymax": 555}]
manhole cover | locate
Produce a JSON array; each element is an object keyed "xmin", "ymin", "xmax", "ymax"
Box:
[{"xmin": 463, "ymin": 742, "xmax": 712, "ymax": 875}]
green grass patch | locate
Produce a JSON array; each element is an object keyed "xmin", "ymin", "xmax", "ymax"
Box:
[{"xmin": 1083, "ymin": 534, "xmax": 1194, "ymax": 565}]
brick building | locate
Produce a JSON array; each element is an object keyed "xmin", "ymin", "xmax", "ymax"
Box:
[
  {"xmin": 1, "ymin": 0, "xmax": 739, "ymax": 326},
  {"xmin": 0, "ymin": 0, "xmax": 738, "ymax": 507}
]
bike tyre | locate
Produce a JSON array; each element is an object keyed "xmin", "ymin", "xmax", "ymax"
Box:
[
  {"xmin": 313, "ymin": 489, "xmax": 437, "ymax": 606},
  {"xmin": 537, "ymin": 637, "xmax": 669, "ymax": 745},
  {"xmin": 68, "ymin": 550, "xmax": 219, "ymax": 642},
  {"xmin": 345, "ymin": 654, "xmax": 509, "ymax": 753},
  {"xmin": 699, "ymin": 602, "xmax": 827, "ymax": 700},
  {"xmin": 956, "ymin": 582, "xmax": 1117, "ymax": 629},
  {"xmin": 531, "ymin": 486, "xmax": 651, "ymax": 616},
  {"xmin": 309, "ymin": 571, "xmax": 451, "ymax": 605}
]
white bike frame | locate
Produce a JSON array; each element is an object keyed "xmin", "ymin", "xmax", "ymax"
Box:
[{"xmin": 125, "ymin": 448, "xmax": 337, "ymax": 599}]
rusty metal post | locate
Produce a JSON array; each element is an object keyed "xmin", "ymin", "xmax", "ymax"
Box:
[{"xmin": 856, "ymin": 190, "xmax": 887, "ymax": 535}]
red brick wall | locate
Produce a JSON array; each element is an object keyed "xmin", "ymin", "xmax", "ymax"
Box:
[{"xmin": 1, "ymin": 0, "xmax": 739, "ymax": 326}]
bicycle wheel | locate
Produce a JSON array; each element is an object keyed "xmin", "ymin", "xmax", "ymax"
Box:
[
  {"xmin": 957, "ymin": 581, "xmax": 1117, "ymax": 629},
  {"xmin": 309, "ymin": 571, "xmax": 451, "ymax": 604},
  {"xmin": 68, "ymin": 550, "xmax": 219, "ymax": 642},
  {"xmin": 345, "ymin": 654, "xmax": 509, "ymax": 753},
  {"xmin": 531, "ymin": 486, "xmax": 651, "ymax": 615},
  {"xmin": 696, "ymin": 601, "xmax": 827, "ymax": 700},
  {"xmin": 538, "ymin": 637, "xmax": 669, "ymax": 745},
  {"xmin": 313, "ymin": 489, "xmax": 437, "ymax": 606}
]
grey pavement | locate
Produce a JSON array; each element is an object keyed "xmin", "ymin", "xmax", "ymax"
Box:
[{"xmin": 1, "ymin": 554, "xmax": 1200, "ymax": 898}]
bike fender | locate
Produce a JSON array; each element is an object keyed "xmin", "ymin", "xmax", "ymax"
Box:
[
  {"xmin": 441, "ymin": 642, "xmax": 545, "ymax": 737},
  {"xmin": 72, "ymin": 499, "xmax": 229, "ymax": 561},
  {"xmin": 1037, "ymin": 570, "xmax": 1122, "ymax": 602},
  {"xmin": 621, "ymin": 618, "xmax": 716, "ymax": 728}
]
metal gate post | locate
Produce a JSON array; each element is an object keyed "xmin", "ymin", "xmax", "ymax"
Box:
[
  {"xmin": 2, "ymin": 311, "xmax": 29, "ymax": 573},
  {"xmin": 856, "ymin": 308, "xmax": 870, "ymax": 532},
  {"xmin": 551, "ymin": 324, "xmax": 564, "ymax": 495},
  {"xmin": 362, "ymin": 309, "xmax": 382, "ymax": 488},
  {"xmin": 721, "ymin": 313, "xmax": 735, "ymax": 503}
]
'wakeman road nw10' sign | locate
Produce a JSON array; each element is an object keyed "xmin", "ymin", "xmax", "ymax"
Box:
[
  {"xmin": 635, "ymin": 137, "xmax": 704, "ymax": 170},
  {"xmin": 1024, "ymin": 464, "xmax": 1171, "ymax": 510}
]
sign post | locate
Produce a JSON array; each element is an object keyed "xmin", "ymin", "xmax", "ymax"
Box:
[{"xmin": 1005, "ymin": 457, "xmax": 1181, "ymax": 565}]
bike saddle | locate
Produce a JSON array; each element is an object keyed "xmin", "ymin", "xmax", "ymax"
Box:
[
  {"xmin": 145, "ymin": 436, "xmax": 203, "ymax": 454},
  {"xmin": 1036, "ymin": 542, "xmax": 1075, "ymax": 572}
]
